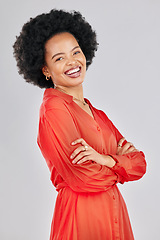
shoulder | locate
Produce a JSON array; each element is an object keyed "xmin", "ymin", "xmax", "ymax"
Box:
[
  {"xmin": 39, "ymin": 97, "xmax": 69, "ymax": 119},
  {"xmin": 91, "ymin": 104, "xmax": 110, "ymax": 121},
  {"xmin": 44, "ymin": 95, "xmax": 68, "ymax": 111},
  {"xmin": 39, "ymin": 97, "xmax": 71, "ymax": 126},
  {"xmin": 40, "ymin": 88, "xmax": 73, "ymax": 113}
]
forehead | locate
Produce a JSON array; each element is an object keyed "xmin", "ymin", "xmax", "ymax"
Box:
[{"xmin": 45, "ymin": 32, "xmax": 79, "ymax": 53}]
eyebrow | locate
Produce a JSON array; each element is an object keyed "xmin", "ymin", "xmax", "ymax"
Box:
[{"xmin": 51, "ymin": 46, "xmax": 80, "ymax": 59}]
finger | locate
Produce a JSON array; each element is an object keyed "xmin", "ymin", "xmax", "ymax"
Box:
[
  {"xmin": 133, "ymin": 149, "xmax": 139, "ymax": 152},
  {"xmin": 121, "ymin": 142, "xmax": 133, "ymax": 154},
  {"xmin": 117, "ymin": 137, "xmax": 126, "ymax": 147},
  {"xmin": 124, "ymin": 146, "xmax": 137, "ymax": 154},
  {"xmin": 72, "ymin": 151, "xmax": 91, "ymax": 164},
  {"xmin": 70, "ymin": 145, "xmax": 89, "ymax": 159},
  {"xmin": 129, "ymin": 148, "xmax": 139, "ymax": 153},
  {"xmin": 116, "ymin": 148, "xmax": 121, "ymax": 154},
  {"xmin": 77, "ymin": 156, "xmax": 91, "ymax": 165},
  {"xmin": 71, "ymin": 138, "xmax": 87, "ymax": 146}
]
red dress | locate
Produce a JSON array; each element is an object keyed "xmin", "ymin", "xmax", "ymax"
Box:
[{"xmin": 37, "ymin": 88, "xmax": 146, "ymax": 240}]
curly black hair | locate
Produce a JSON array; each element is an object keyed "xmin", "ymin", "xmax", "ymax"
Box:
[{"xmin": 13, "ymin": 9, "xmax": 98, "ymax": 88}]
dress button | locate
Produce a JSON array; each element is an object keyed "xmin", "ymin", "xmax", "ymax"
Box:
[
  {"xmin": 97, "ymin": 126, "xmax": 100, "ymax": 131},
  {"xmin": 115, "ymin": 218, "xmax": 118, "ymax": 223}
]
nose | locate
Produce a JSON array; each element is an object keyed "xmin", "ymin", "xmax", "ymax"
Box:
[{"xmin": 66, "ymin": 55, "xmax": 77, "ymax": 66}]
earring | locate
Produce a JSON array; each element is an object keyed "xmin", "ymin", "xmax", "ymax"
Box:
[{"xmin": 46, "ymin": 76, "xmax": 50, "ymax": 81}]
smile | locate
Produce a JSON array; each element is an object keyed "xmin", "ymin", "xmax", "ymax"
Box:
[{"xmin": 64, "ymin": 66, "xmax": 81, "ymax": 78}]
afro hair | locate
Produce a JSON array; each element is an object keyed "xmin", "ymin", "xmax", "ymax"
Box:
[{"xmin": 13, "ymin": 9, "xmax": 98, "ymax": 88}]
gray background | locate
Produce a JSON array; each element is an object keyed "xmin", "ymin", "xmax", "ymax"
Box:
[{"xmin": 1, "ymin": 0, "xmax": 159, "ymax": 239}]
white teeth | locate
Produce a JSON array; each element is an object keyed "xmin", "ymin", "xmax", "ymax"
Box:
[{"xmin": 66, "ymin": 67, "xmax": 80, "ymax": 75}]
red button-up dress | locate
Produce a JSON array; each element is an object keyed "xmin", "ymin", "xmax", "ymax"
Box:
[{"xmin": 37, "ymin": 88, "xmax": 146, "ymax": 240}]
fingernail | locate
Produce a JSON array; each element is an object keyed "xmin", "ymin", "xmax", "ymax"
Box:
[
  {"xmin": 72, "ymin": 160, "xmax": 75, "ymax": 164},
  {"xmin": 70, "ymin": 155, "xmax": 73, "ymax": 159},
  {"xmin": 71, "ymin": 142, "xmax": 75, "ymax": 145}
]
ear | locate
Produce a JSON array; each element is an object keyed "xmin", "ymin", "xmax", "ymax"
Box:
[{"xmin": 42, "ymin": 65, "xmax": 50, "ymax": 77}]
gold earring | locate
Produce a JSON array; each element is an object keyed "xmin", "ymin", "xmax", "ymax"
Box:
[{"xmin": 46, "ymin": 76, "xmax": 50, "ymax": 81}]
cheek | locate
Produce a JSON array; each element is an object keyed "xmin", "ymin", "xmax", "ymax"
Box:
[
  {"xmin": 82, "ymin": 52, "xmax": 86, "ymax": 61},
  {"xmin": 49, "ymin": 63, "xmax": 64, "ymax": 76},
  {"xmin": 79, "ymin": 54, "xmax": 86, "ymax": 65}
]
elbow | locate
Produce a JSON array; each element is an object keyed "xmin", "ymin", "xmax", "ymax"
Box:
[{"xmin": 127, "ymin": 158, "xmax": 147, "ymax": 182}]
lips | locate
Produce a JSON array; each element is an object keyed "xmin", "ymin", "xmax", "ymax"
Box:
[{"xmin": 64, "ymin": 66, "xmax": 81, "ymax": 78}]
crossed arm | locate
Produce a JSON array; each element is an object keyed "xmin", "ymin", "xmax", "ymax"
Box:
[
  {"xmin": 70, "ymin": 137, "xmax": 138, "ymax": 168},
  {"xmin": 38, "ymin": 106, "xmax": 146, "ymax": 191}
]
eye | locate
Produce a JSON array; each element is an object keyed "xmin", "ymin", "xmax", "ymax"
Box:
[
  {"xmin": 73, "ymin": 51, "xmax": 80, "ymax": 55},
  {"xmin": 55, "ymin": 57, "xmax": 63, "ymax": 62}
]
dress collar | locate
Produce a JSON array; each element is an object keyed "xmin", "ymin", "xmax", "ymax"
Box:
[
  {"xmin": 43, "ymin": 88, "xmax": 92, "ymax": 106},
  {"xmin": 43, "ymin": 88, "xmax": 73, "ymax": 104}
]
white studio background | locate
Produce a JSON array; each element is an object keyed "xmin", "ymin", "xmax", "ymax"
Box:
[{"xmin": 0, "ymin": 0, "xmax": 159, "ymax": 239}]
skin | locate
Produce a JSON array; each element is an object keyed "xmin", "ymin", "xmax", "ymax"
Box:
[
  {"xmin": 42, "ymin": 32, "xmax": 86, "ymax": 101},
  {"xmin": 42, "ymin": 32, "xmax": 138, "ymax": 168},
  {"xmin": 71, "ymin": 138, "xmax": 138, "ymax": 167}
]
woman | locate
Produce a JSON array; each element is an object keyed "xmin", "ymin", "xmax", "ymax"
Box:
[{"xmin": 13, "ymin": 9, "xmax": 146, "ymax": 240}]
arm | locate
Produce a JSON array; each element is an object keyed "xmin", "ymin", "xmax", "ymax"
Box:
[
  {"xmin": 98, "ymin": 110, "xmax": 147, "ymax": 184},
  {"xmin": 37, "ymin": 106, "xmax": 119, "ymax": 193}
]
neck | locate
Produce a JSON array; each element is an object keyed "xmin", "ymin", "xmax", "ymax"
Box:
[{"xmin": 55, "ymin": 84, "xmax": 84, "ymax": 101}]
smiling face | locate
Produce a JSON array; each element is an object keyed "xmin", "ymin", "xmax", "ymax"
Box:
[{"xmin": 42, "ymin": 32, "xmax": 86, "ymax": 89}]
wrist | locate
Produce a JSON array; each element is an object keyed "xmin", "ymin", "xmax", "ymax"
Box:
[{"xmin": 102, "ymin": 155, "xmax": 116, "ymax": 168}]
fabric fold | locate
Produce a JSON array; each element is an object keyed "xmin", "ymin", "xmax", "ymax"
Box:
[{"xmin": 37, "ymin": 88, "xmax": 147, "ymax": 240}]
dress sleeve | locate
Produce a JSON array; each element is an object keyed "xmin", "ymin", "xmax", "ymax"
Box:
[
  {"xmin": 99, "ymin": 110, "xmax": 147, "ymax": 184},
  {"xmin": 37, "ymin": 106, "xmax": 119, "ymax": 193}
]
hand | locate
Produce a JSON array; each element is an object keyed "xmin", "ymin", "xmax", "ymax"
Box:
[
  {"xmin": 117, "ymin": 137, "xmax": 139, "ymax": 155},
  {"xmin": 70, "ymin": 138, "xmax": 115, "ymax": 167}
]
